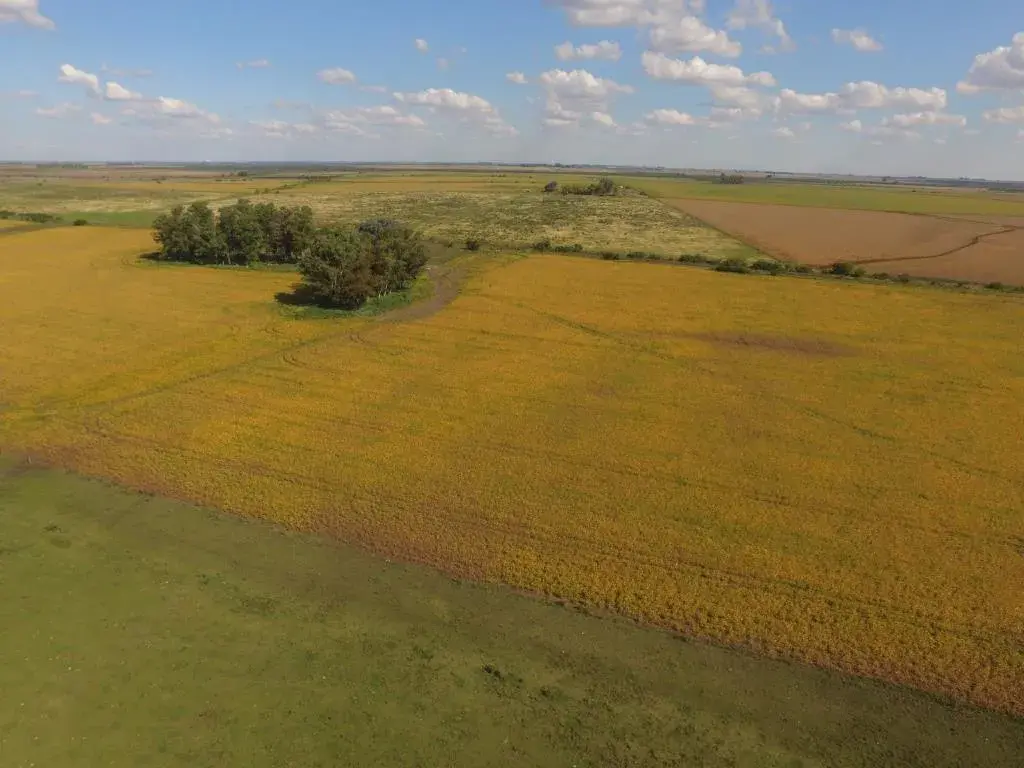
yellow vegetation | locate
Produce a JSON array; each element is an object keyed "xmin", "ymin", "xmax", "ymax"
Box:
[{"xmin": 1, "ymin": 226, "xmax": 1022, "ymax": 715}]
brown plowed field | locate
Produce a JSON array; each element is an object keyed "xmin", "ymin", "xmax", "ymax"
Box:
[
  {"xmin": 868, "ymin": 229, "xmax": 1024, "ymax": 284},
  {"xmin": 666, "ymin": 199, "xmax": 1024, "ymax": 283}
]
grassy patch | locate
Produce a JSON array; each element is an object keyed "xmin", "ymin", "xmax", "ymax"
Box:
[
  {"xmin": 1, "ymin": 459, "xmax": 1020, "ymax": 767},
  {"xmin": 274, "ymin": 188, "xmax": 749, "ymax": 259}
]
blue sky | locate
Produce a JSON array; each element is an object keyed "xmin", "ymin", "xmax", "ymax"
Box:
[{"xmin": 3, "ymin": 0, "xmax": 1024, "ymax": 177}]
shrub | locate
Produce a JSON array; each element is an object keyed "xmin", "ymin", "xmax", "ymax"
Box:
[
  {"xmin": 750, "ymin": 259, "xmax": 784, "ymax": 274},
  {"xmin": 543, "ymin": 181, "xmax": 558, "ymax": 193},
  {"xmin": 897, "ymin": 273, "xmax": 912, "ymax": 284},
  {"xmin": 73, "ymin": 219, "xmax": 89, "ymax": 227},
  {"xmin": 830, "ymin": 261, "xmax": 866, "ymax": 277},
  {"xmin": 793, "ymin": 264, "xmax": 815, "ymax": 274},
  {"xmin": 678, "ymin": 253, "xmax": 707, "ymax": 264},
  {"xmin": 465, "ymin": 238, "xmax": 482, "ymax": 252},
  {"xmin": 870, "ymin": 272, "xmax": 890, "ymax": 280},
  {"xmin": 985, "ymin": 281, "xmax": 1006, "ymax": 290},
  {"xmin": 551, "ymin": 243, "xmax": 583, "ymax": 253},
  {"xmin": 715, "ymin": 258, "xmax": 750, "ymax": 274},
  {"xmin": 600, "ymin": 251, "xmax": 621, "ymax": 260},
  {"xmin": 532, "ymin": 238, "xmax": 552, "ymax": 252}
]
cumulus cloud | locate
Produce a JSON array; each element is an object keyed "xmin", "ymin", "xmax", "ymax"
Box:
[
  {"xmin": 394, "ymin": 87, "xmax": 496, "ymax": 114},
  {"xmin": 156, "ymin": 97, "xmax": 220, "ymax": 123},
  {"xmin": 35, "ymin": 103, "xmax": 81, "ymax": 119},
  {"xmin": 555, "ymin": 40, "xmax": 622, "ymax": 61},
  {"xmin": 883, "ymin": 111, "xmax": 966, "ymax": 128},
  {"xmin": 642, "ymin": 52, "xmax": 774, "ymax": 87},
  {"xmin": 0, "ymin": 0, "xmax": 54, "ymax": 29},
  {"xmin": 58, "ymin": 64, "xmax": 100, "ymax": 95},
  {"xmin": 727, "ymin": 0, "xmax": 794, "ymax": 51},
  {"xmin": 237, "ymin": 59, "xmax": 271, "ymax": 70},
  {"xmin": 539, "ymin": 68, "xmax": 633, "ymax": 127},
  {"xmin": 840, "ymin": 119, "xmax": 862, "ymax": 133},
  {"xmin": 983, "ymin": 105, "xmax": 1024, "ymax": 123},
  {"xmin": 777, "ymin": 81, "xmax": 947, "ymax": 114},
  {"xmin": 831, "ymin": 28, "xmax": 883, "ymax": 53},
  {"xmin": 318, "ymin": 67, "xmax": 357, "ymax": 85},
  {"xmin": 649, "ymin": 16, "xmax": 741, "ymax": 57},
  {"xmin": 251, "ymin": 120, "xmax": 320, "ymax": 139},
  {"xmin": 772, "ymin": 126, "xmax": 795, "ymax": 138},
  {"xmin": 645, "ymin": 108, "xmax": 697, "ymax": 126},
  {"xmin": 506, "ymin": 71, "xmax": 529, "ymax": 85},
  {"xmin": 104, "ymin": 82, "xmax": 142, "ymax": 101},
  {"xmin": 91, "ymin": 112, "xmax": 112, "ymax": 125},
  {"xmin": 958, "ymin": 33, "xmax": 1024, "ymax": 93},
  {"xmin": 415, "ymin": 38, "xmax": 429, "ymax": 53},
  {"xmin": 547, "ymin": 0, "xmax": 705, "ymax": 28},
  {"xmin": 591, "ymin": 110, "xmax": 617, "ymax": 126}
]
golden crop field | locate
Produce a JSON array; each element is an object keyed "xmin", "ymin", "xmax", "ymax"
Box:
[{"xmin": 1, "ymin": 226, "xmax": 1023, "ymax": 716}]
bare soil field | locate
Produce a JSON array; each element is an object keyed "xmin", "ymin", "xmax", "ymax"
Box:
[
  {"xmin": 667, "ymin": 199, "xmax": 996, "ymax": 264},
  {"xmin": 666, "ymin": 198, "xmax": 1024, "ymax": 284},
  {"xmin": 867, "ymin": 229, "xmax": 1024, "ymax": 284}
]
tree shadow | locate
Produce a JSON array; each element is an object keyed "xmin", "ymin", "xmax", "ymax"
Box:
[{"xmin": 274, "ymin": 283, "xmax": 320, "ymax": 307}]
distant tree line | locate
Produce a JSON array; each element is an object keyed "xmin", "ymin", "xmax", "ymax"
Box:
[
  {"xmin": 715, "ymin": 173, "xmax": 745, "ymax": 185},
  {"xmin": 152, "ymin": 201, "xmax": 428, "ymax": 309},
  {"xmin": 0, "ymin": 210, "xmax": 62, "ymax": 223}
]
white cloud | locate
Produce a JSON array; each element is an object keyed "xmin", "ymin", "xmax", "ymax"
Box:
[
  {"xmin": 777, "ymin": 81, "xmax": 947, "ymax": 114},
  {"xmin": 156, "ymin": 97, "xmax": 220, "ymax": 123},
  {"xmin": 642, "ymin": 52, "xmax": 775, "ymax": 87},
  {"xmin": 983, "ymin": 105, "xmax": 1024, "ymax": 123},
  {"xmin": 840, "ymin": 119, "xmax": 862, "ymax": 133},
  {"xmin": 35, "ymin": 103, "xmax": 80, "ymax": 119},
  {"xmin": 250, "ymin": 119, "xmax": 318, "ymax": 138},
  {"xmin": 710, "ymin": 105, "xmax": 759, "ymax": 121},
  {"xmin": 831, "ymin": 28, "xmax": 883, "ymax": 53},
  {"xmin": 539, "ymin": 68, "xmax": 633, "ymax": 127},
  {"xmin": 591, "ymin": 110, "xmax": 617, "ymax": 126},
  {"xmin": 555, "ymin": 40, "xmax": 622, "ymax": 61},
  {"xmin": 104, "ymin": 82, "xmax": 142, "ymax": 101},
  {"xmin": 58, "ymin": 64, "xmax": 100, "ymax": 95},
  {"xmin": 359, "ymin": 85, "xmax": 389, "ymax": 93},
  {"xmin": 506, "ymin": 71, "xmax": 529, "ymax": 85},
  {"xmin": 727, "ymin": 0, "xmax": 794, "ymax": 51},
  {"xmin": 772, "ymin": 126, "xmax": 796, "ymax": 138},
  {"xmin": 540, "ymin": 68, "xmax": 634, "ymax": 98},
  {"xmin": 237, "ymin": 59, "xmax": 271, "ymax": 70},
  {"xmin": 317, "ymin": 68, "xmax": 357, "ymax": 85},
  {"xmin": 548, "ymin": 0, "xmax": 705, "ymax": 28},
  {"xmin": 649, "ymin": 16, "xmax": 741, "ymax": 57},
  {"xmin": 0, "ymin": 0, "xmax": 54, "ymax": 29},
  {"xmin": 1018, "ymin": 129, "xmax": 1024, "ymax": 141},
  {"xmin": 645, "ymin": 108, "xmax": 696, "ymax": 126},
  {"xmin": 883, "ymin": 111, "xmax": 966, "ymax": 128},
  {"xmin": 394, "ymin": 88, "xmax": 496, "ymax": 114},
  {"xmin": 91, "ymin": 112, "xmax": 112, "ymax": 125},
  {"xmin": 415, "ymin": 38, "xmax": 429, "ymax": 53},
  {"xmin": 958, "ymin": 33, "xmax": 1024, "ymax": 93}
]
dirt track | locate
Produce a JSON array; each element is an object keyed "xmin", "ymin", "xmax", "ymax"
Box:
[{"xmin": 665, "ymin": 199, "xmax": 1024, "ymax": 284}]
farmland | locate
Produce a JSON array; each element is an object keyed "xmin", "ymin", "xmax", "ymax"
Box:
[
  {"xmin": 6, "ymin": 460, "xmax": 1022, "ymax": 767},
  {"xmin": 1, "ymin": 210, "xmax": 1023, "ymax": 725},
  {"xmin": 636, "ymin": 177, "xmax": 1024, "ymax": 285}
]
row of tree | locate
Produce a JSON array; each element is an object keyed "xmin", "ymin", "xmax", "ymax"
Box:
[
  {"xmin": 152, "ymin": 200, "xmax": 317, "ymax": 265},
  {"xmin": 151, "ymin": 201, "xmax": 429, "ymax": 309}
]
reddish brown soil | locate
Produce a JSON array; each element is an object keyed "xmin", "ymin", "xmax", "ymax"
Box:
[{"xmin": 867, "ymin": 229, "xmax": 1024, "ymax": 284}]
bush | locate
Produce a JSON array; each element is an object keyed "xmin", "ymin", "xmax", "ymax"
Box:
[
  {"xmin": 830, "ymin": 261, "xmax": 866, "ymax": 277},
  {"xmin": 750, "ymin": 259, "xmax": 785, "ymax": 274},
  {"xmin": 600, "ymin": 251, "xmax": 621, "ymax": 260},
  {"xmin": 550, "ymin": 243, "xmax": 583, "ymax": 253},
  {"xmin": 793, "ymin": 264, "xmax": 815, "ymax": 274},
  {"xmin": 532, "ymin": 238, "xmax": 552, "ymax": 252},
  {"xmin": 897, "ymin": 273, "xmax": 912, "ymax": 284},
  {"xmin": 464, "ymin": 238, "xmax": 482, "ymax": 252},
  {"xmin": 73, "ymin": 219, "xmax": 89, "ymax": 227},
  {"xmin": 543, "ymin": 181, "xmax": 558, "ymax": 193},
  {"xmin": 985, "ymin": 281, "xmax": 1006, "ymax": 290},
  {"xmin": 715, "ymin": 258, "xmax": 750, "ymax": 274},
  {"xmin": 870, "ymin": 272, "xmax": 890, "ymax": 280},
  {"xmin": 678, "ymin": 253, "xmax": 709, "ymax": 264}
]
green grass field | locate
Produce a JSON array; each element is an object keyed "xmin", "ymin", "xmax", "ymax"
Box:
[
  {"xmin": 630, "ymin": 177, "xmax": 1024, "ymax": 216},
  {"xmin": 2, "ymin": 457, "xmax": 1021, "ymax": 768}
]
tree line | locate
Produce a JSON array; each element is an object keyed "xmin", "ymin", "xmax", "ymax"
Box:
[{"xmin": 152, "ymin": 201, "xmax": 428, "ymax": 309}]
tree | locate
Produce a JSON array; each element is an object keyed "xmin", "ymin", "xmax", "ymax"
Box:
[
  {"xmin": 152, "ymin": 205, "xmax": 192, "ymax": 260},
  {"xmin": 276, "ymin": 205, "xmax": 315, "ymax": 263},
  {"xmin": 357, "ymin": 218, "xmax": 427, "ymax": 295},
  {"xmin": 218, "ymin": 199, "xmax": 266, "ymax": 265},
  {"xmin": 297, "ymin": 228, "xmax": 375, "ymax": 308},
  {"xmin": 595, "ymin": 177, "xmax": 615, "ymax": 196},
  {"xmin": 182, "ymin": 201, "xmax": 224, "ymax": 263}
]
